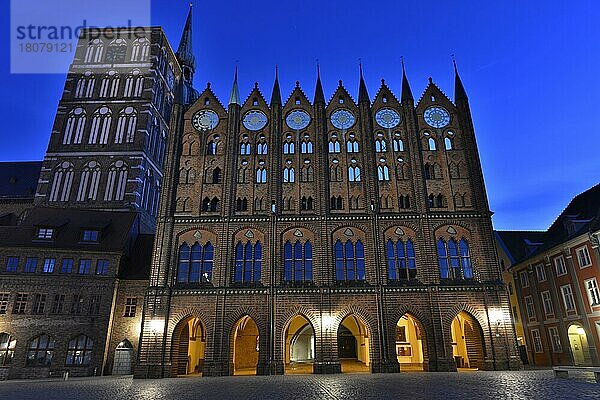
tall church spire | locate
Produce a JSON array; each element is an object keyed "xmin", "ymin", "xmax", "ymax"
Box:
[
  {"xmin": 453, "ymin": 58, "xmax": 468, "ymax": 102},
  {"xmin": 270, "ymin": 65, "xmax": 281, "ymax": 106},
  {"xmin": 401, "ymin": 58, "xmax": 413, "ymax": 101},
  {"xmin": 314, "ymin": 61, "xmax": 325, "ymax": 104},
  {"xmin": 176, "ymin": 4, "xmax": 198, "ymax": 105},
  {"xmin": 176, "ymin": 4, "xmax": 196, "ymax": 77},
  {"xmin": 358, "ymin": 61, "xmax": 369, "ymax": 104},
  {"xmin": 229, "ymin": 66, "xmax": 241, "ymax": 106}
]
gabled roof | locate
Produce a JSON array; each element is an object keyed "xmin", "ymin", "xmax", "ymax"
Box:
[
  {"xmin": 0, "ymin": 207, "xmax": 140, "ymax": 252},
  {"xmin": 0, "ymin": 161, "xmax": 41, "ymax": 199},
  {"xmin": 496, "ymin": 183, "xmax": 600, "ymax": 266}
]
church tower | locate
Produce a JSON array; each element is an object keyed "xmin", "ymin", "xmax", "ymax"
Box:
[{"xmin": 34, "ymin": 22, "xmax": 184, "ymax": 232}]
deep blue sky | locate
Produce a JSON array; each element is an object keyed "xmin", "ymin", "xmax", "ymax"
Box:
[{"xmin": 1, "ymin": 1, "xmax": 598, "ymax": 231}]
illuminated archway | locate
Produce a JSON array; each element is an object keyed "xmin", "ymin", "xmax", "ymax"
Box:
[
  {"xmin": 284, "ymin": 315, "xmax": 315, "ymax": 374},
  {"xmin": 338, "ymin": 314, "xmax": 370, "ymax": 373},
  {"xmin": 172, "ymin": 317, "xmax": 206, "ymax": 376},
  {"xmin": 451, "ymin": 311, "xmax": 485, "ymax": 370},
  {"xmin": 395, "ymin": 314, "xmax": 428, "ymax": 371},
  {"xmin": 232, "ymin": 315, "xmax": 259, "ymax": 375},
  {"xmin": 568, "ymin": 323, "xmax": 592, "ymax": 366}
]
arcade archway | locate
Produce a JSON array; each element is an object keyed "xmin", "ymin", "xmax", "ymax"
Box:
[
  {"xmin": 395, "ymin": 314, "xmax": 427, "ymax": 371},
  {"xmin": 338, "ymin": 314, "xmax": 370, "ymax": 373},
  {"xmin": 172, "ymin": 317, "xmax": 206, "ymax": 376},
  {"xmin": 284, "ymin": 315, "xmax": 315, "ymax": 374},
  {"xmin": 451, "ymin": 311, "xmax": 485, "ymax": 370},
  {"xmin": 232, "ymin": 315, "xmax": 259, "ymax": 375}
]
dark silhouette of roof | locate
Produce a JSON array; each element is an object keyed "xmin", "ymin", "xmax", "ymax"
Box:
[
  {"xmin": 496, "ymin": 183, "xmax": 600, "ymax": 265},
  {"xmin": 0, "ymin": 161, "xmax": 41, "ymax": 199}
]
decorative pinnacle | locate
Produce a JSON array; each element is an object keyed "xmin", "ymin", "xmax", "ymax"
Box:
[
  {"xmin": 428, "ymin": 77, "xmax": 433, "ymax": 84},
  {"xmin": 254, "ymin": 81, "xmax": 259, "ymax": 89},
  {"xmin": 338, "ymin": 79, "xmax": 343, "ymax": 86},
  {"xmin": 206, "ymin": 82, "xmax": 211, "ymax": 89},
  {"xmin": 295, "ymin": 80, "xmax": 300, "ymax": 88},
  {"xmin": 316, "ymin": 58, "xmax": 320, "ymax": 78}
]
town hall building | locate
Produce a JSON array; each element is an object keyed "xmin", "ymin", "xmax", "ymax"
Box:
[{"xmin": 0, "ymin": 6, "xmax": 520, "ymax": 379}]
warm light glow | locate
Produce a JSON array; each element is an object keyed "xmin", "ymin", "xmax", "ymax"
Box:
[
  {"xmin": 576, "ymin": 327, "xmax": 586, "ymax": 335},
  {"xmin": 149, "ymin": 318, "xmax": 165, "ymax": 333},
  {"xmin": 488, "ymin": 309, "xmax": 504, "ymax": 324},
  {"xmin": 322, "ymin": 315, "xmax": 334, "ymax": 330}
]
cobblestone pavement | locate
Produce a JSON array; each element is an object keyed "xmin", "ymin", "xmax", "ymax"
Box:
[{"xmin": 0, "ymin": 370, "xmax": 599, "ymax": 400}]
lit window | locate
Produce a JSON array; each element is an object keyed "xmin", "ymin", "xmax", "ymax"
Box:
[
  {"xmin": 525, "ymin": 296, "xmax": 535, "ymax": 320},
  {"xmin": 437, "ymin": 238, "xmax": 473, "ymax": 279},
  {"xmin": 531, "ymin": 329, "xmax": 543, "ymax": 353},
  {"xmin": 61, "ymin": 259, "xmax": 73, "ymax": 274},
  {"xmin": 78, "ymin": 259, "xmax": 91, "ymax": 274},
  {"xmin": 519, "ymin": 270, "xmax": 529, "ymax": 287},
  {"xmin": 541, "ymin": 291, "xmax": 553, "ymax": 316},
  {"xmin": 37, "ymin": 228, "xmax": 54, "ymax": 240},
  {"xmin": 65, "ymin": 335, "xmax": 93, "ymax": 366},
  {"xmin": 5, "ymin": 257, "xmax": 18, "ymax": 273},
  {"xmin": 124, "ymin": 297, "xmax": 137, "ymax": 317},
  {"xmin": 553, "ymin": 256, "xmax": 567, "ymax": 276},
  {"xmin": 548, "ymin": 327, "xmax": 562, "ymax": 353},
  {"xmin": 0, "ymin": 333, "xmax": 17, "ymax": 366},
  {"xmin": 585, "ymin": 278, "xmax": 600, "ymax": 307},
  {"xmin": 177, "ymin": 242, "xmax": 214, "ymax": 284},
  {"xmin": 82, "ymin": 230, "xmax": 99, "ymax": 242},
  {"xmin": 24, "ymin": 258, "xmax": 38, "ymax": 273},
  {"xmin": 95, "ymin": 260, "xmax": 109, "ymax": 275},
  {"xmin": 42, "ymin": 258, "xmax": 56, "ymax": 273},
  {"xmin": 535, "ymin": 264, "xmax": 546, "ymax": 282}
]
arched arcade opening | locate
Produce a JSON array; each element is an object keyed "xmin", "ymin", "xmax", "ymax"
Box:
[
  {"xmin": 451, "ymin": 311, "xmax": 485, "ymax": 370},
  {"xmin": 172, "ymin": 317, "xmax": 206, "ymax": 376},
  {"xmin": 395, "ymin": 314, "xmax": 428, "ymax": 371},
  {"xmin": 337, "ymin": 314, "xmax": 370, "ymax": 373},
  {"xmin": 283, "ymin": 314, "xmax": 315, "ymax": 374},
  {"xmin": 232, "ymin": 315, "xmax": 259, "ymax": 376}
]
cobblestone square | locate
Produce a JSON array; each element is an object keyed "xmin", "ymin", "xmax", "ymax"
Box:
[{"xmin": 1, "ymin": 371, "xmax": 599, "ymax": 400}]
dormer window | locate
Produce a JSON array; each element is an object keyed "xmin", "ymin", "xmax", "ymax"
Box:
[
  {"xmin": 252, "ymin": 98, "xmax": 258, "ymax": 106},
  {"xmin": 339, "ymin": 97, "xmax": 344, "ymax": 104},
  {"xmin": 382, "ymin": 96, "xmax": 388, "ymax": 103},
  {"xmin": 295, "ymin": 97, "xmax": 300, "ymax": 105},
  {"xmin": 37, "ymin": 228, "xmax": 54, "ymax": 240},
  {"xmin": 82, "ymin": 229, "xmax": 100, "ymax": 243},
  {"xmin": 204, "ymin": 98, "xmax": 210, "ymax": 105}
]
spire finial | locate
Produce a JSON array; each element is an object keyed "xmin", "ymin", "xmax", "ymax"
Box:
[
  {"xmin": 401, "ymin": 55, "xmax": 406, "ymax": 72},
  {"xmin": 254, "ymin": 81, "xmax": 259, "ymax": 89},
  {"xmin": 451, "ymin": 53, "xmax": 458, "ymax": 72},
  {"xmin": 275, "ymin": 64, "xmax": 279, "ymax": 80},
  {"xmin": 401, "ymin": 56, "xmax": 413, "ymax": 101},
  {"xmin": 358, "ymin": 59, "xmax": 369, "ymax": 104},
  {"xmin": 316, "ymin": 58, "xmax": 320, "ymax": 79},
  {"xmin": 229, "ymin": 66, "xmax": 241, "ymax": 106},
  {"xmin": 295, "ymin": 80, "xmax": 300, "ymax": 88},
  {"xmin": 453, "ymin": 54, "xmax": 468, "ymax": 102},
  {"xmin": 270, "ymin": 66, "xmax": 282, "ymax": 106}
]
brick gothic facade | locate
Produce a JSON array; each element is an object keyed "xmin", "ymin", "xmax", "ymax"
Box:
[{"xmin": 135, "ymin": 8, "xmax": 520, "ymax": 378}]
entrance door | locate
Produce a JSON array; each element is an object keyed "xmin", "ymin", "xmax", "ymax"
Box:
[
  {"xmin": 568, "ymin": 324, "xmax": 589, "ymax": 365},
  {"xmin": 112, "ymin": 340, "xmax": 133, "ymax": 375},
  {"xmin": 338, "ymin": 325, "xmax": 357, "ymax": 359}
]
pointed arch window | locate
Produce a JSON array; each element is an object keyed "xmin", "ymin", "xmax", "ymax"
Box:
[
  {"xmin": 76, "ymin": 161, "xmax": 101, "ymax": 202},
  {"xmin": 346, "ymin": 140, "xmax": 359, "ymax": 153},
  {"xmin": 386, "ymin": 239, "xmax": 417, "ymax": 280},
  {"xmin": 65, "ymin": 335, "xmax": 93, "ymax": 366},
  {"xmin": 378, "ymin": 165, "xmax": 390, "ymax": 181},
  {"xmin": 427, "ymin": 138, "xmax": 437, "ymax": 151},
  {"xmin": 115, "ymin": 107, "xmax": 137, "ymax": 144},
  {"xmin": 300, "ymin": 196, "xmax": 314, "ymax": 210},
  {"xmin": 234, "ymin": 241, "xmax": 262, "ymax": 284},
  {"xmin": 330, "ymin": 196, "xmax": 343, "ymax": 210},
  {"xmin": 301, "ymin": 141, "xmax": 313, "ymax": 154},
  {"xmin": 284, "ymin": 240, "xmax": 313, "ymax": 282},
  {"xmin": 130, "ymin": 37, "xmax": 150, "ymax": 62},
  {"xmin": 99, "ymin": 71, "xmax": 120, "ymax": 98},
  {"xmin": 124, "ymin": 70, "xmax": 144, "ymax": 97},
  {"xmin": 444, "ymin": 137, "xmax": 453, "ymax": 150},
  {"xmin": 206, "ymin": 141, "xmax": 217, "ymax": 155},
  {"xmin": 283, "ymin": 141, "xmax": 295, "ymax": 154},
  {"xmin": 437, "ymin": 238, "xmax": 473, "ymax": 280},
  {"xmin": 393, "ymin": 138, "xmax": 404, "ymax": 152},
  {"xmin": 26, "ymin": 334, "xmax": 56, "ymax": 366},
  {"xmin": 348, "ymin": 165, "xmax": 361, "ymax": 182},
  {"xmin": 75, "ymin": 72, "xmax": 95, "ymax": 98},
  {"xmin": 329, "ymin": 140, "xmax": 341, "ymax": 153},
  {"xmin": 300, "ymin": 165, "xmax": 314, "ymax": 182},
  {"xmin": 257, "ymin": 142, "xmax": 268, "ymax": 155},
  {"xmin": 49, "ymin": 162, "xmax": 74, "ymax": 202},
  {"xmin": 201, "ymin": 197, "xmax": 220, "ymax": 212},
  {"xmin": 256, "ymin": 167, "xmax": 267, "ymax": 183},
  {"xmin": 335, "ymin": 239, "xmax": 366, "ymax": 282},
  {"xmin": 375, "ymin": 139, "xmax": 387, "ymax": 152},
  {"xmin": 283, "ymin": 167, "xmax": 295, "ymax": 183},
  {"xmin": 240, "ymin": 142, "xmax": 251, "ymax": 155},
  {"xmin": 211, "ymin": 167, "xmax": 221, "ymax": 184},
  {"xmin": 236, "ymin": 197, "xmax": 248, "ymax": 212},
  {"xmin": 104, "ymin": 160, "xmax": 128, "ymax": 201},
  {"xmin": 177, "ymin": 242, "xmax": 214, "ymax": 284},
  {"xmin": 84, "ymin": 38, "xmax": 104, "ymax": 63},
  {"xmin": 88, "ymin": 107, "xmax": 112, "ymax": 145},
  {"xmin": 63, "ymin": 108, "xmax": 87, "ymax": 145},
  {"xmin": 399, "ymin": 194, "xmax": 410, "ymax": 209}
]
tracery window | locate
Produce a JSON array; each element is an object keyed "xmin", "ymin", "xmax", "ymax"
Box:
[
  {"xmin": 88, "ymin": 106, "xmax": 112, "ymax": 145},
  {"xmin": 346, "ymin": 139, "xmax": 359, "ymax": 153},
  {"xmin": 283, "ymin": 141, "xmax": 295, "ymax": 154},
  {"xmin": 334, "ymin": 239, "xmax": 366, "ymax": 282},
  {"xmin": 301, "ymin": 141, "xmax": 313, "ymax": 154},
  {"xmin": 283, "ymin": 167, "xmax": 295, "ymax": 183},
  {"xmin": 348, "ymin": 165, "xmax": 361, "ymax": 182},
  {"xmin": 375, "ymin": 139, "xmax": 387, "ymax": 152},
  {"xmin": 378, "ymin": 165, "xmax": 390, "ymax": 181},
  {"xmin": 177, "ymin": 242, "xmax": 214, "ymax": 283},
  {"xmin": 115, "ymin": 106, "xmax": 137, "ymax": 143},
  {"xmin": 104, "ymin": 161, "xmax": 128, "ymax": 201},
  {"xmin": 49, "ymin": 162, "xmax": 74, "ymax": 202},
  {"xmin": 84, "ymin": 39, "xmax": 104, "ymax": 63},
  {"xmin": 256, "ymin": 166, "xmax": 267, "ymax": 183},
  {"xmin": 63, "ymin": 108, "xmax": 87, "ymax": 144},
  {"xmin": 284, "ymin": 240, "xmax": 313, "ymax": 282},
  {"xmin": 393, "ymin": 138, "xmax": 404, "ymax": 152},
  {"xmin": 437, "ymin": 238, "xmax": 473, "ymax": 280},
  {"xmin": 130, "ymin": 37, "xmax": 150, "ymax": 61},
  {"xmin": 75, "ymin": 72, "xmax": 95, "ymax": 98},
  {"xmin": 386, "ymin": 239, "xmax": 417, "ymax": 280},
  {"xmin": 124, "ymin": 70, "xmax": 144, "ymax": 97},
  {"xmin": 234, "ymin": 241, "xmax": 262, "ymax": 284},
  {"xmin": 328, "ymin": 140, "xmax": 341, "ymax": 153},
  {"xmin": 76, "ymin": 161, "xmax": 101, "ymax": 202}
]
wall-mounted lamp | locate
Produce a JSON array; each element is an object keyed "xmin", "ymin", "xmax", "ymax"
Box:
[
  {"xmin": 322, "ymin": 315, "xmax": 334, "ymax": 331},
  {"xmin": 149, "ymin": 318, "xmax": 165, "ymax": 334}
]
